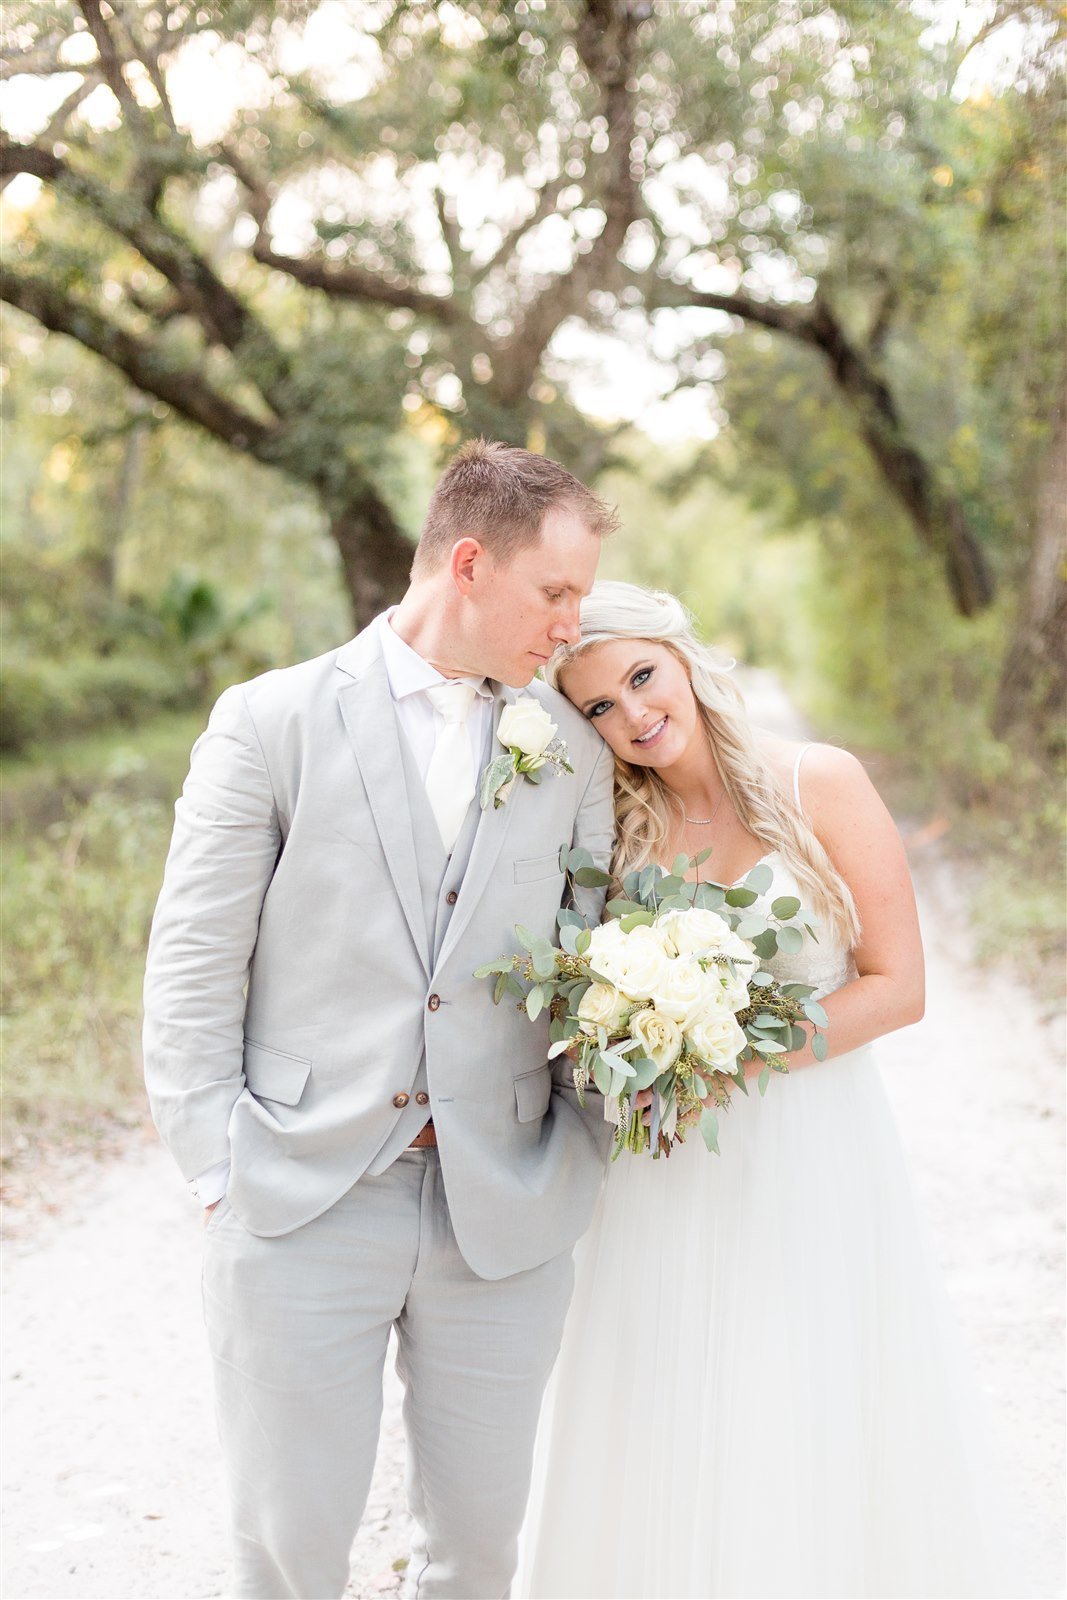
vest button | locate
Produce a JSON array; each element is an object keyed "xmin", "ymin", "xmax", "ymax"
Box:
[
  {"xmin": 427, "ymin": 994, "xmax": 441, "ymax": 1012},
  {"xmin": 446, "ymin": 890, "xmax": 458, "ymax": 905},
  {"xmin": 415, "ymin": 1092, "xmax": 430, "ymax": 1106},
  {"xmin": 392, "ymin": 1092, "xmax": 410, "ymax": 1109}
]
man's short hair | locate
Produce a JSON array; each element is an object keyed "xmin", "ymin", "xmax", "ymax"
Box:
[{"xmin": 411, "ymin": 439, "xmax": 619, "ymax": 577}]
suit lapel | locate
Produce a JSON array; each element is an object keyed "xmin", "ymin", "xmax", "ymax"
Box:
[
  {"xmin": 433, "ymin": 685, "xmax": 522, "ymax": 975},
  {"xmin": 336, "ymin": 633, "xmax": 431, "ymax": 977}
]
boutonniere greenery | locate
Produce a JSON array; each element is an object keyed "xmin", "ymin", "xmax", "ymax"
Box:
[{"xmin": 479, "ymin": 696, "xmax": 574, "ymax": 810}]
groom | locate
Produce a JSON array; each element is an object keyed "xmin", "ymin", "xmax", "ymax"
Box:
[{"xmin": 142, "ymin": 440, "xmax": 617, "ymax": 1599}]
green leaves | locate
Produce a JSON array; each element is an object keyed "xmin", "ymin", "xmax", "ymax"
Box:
[
  {"xmin": 479, "ymin": 753, "xmax": 515, "ymax": 810},
  {"xmin": 771, "ymin": 895, "xmax": 801, "ymax": 920},
  {"xmin": 699, "ymin": 1108, "xmax": 720, "ymax": 1154}
]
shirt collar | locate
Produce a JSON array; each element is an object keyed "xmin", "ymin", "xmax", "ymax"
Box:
[{"xmin": 378, "ymin": 609, "xmax": 492, "ymax": 703}]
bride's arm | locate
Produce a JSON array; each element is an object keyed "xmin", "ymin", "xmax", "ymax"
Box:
[{"xmin": 757, "ymin": 743, "xmax": 925, "ymax": 1073}]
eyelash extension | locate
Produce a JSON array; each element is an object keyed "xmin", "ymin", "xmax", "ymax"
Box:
[{"xmin": 587, "ymin": 666, "xmax": 654, "ymax": 719}]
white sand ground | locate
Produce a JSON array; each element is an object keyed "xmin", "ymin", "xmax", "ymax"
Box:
[{"xmin": 3, "ymin": 673, "xmax": 1064, "ymax": 1598}]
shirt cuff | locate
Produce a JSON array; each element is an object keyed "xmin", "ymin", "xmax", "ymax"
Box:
[{"xmin": 189, "ymin": 1159, "xmax": 230, "ymax": 1207}]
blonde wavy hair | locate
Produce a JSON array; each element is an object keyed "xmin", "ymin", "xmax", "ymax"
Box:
[{"xmin": 545, "ymin": 581, "xmax": 860, "ymax": 949}]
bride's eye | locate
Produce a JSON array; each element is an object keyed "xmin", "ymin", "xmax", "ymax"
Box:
[
  {"xmin": 632, "ymin": 667, "xmax": 653, "ymax": 688},
  {"xmin": 587, "ymin": 699, "xmax": 613, "ymax": 719}
]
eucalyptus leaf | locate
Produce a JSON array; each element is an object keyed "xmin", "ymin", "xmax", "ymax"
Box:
[
  {"xmin": 566, "ymin": 847, "xmax": 593, "ymax": 872},
  {"xmin": 493, "ymin": 972, "xmax": 508, "ymax": 1005},
  {"xmin": 725, "ymin": 886, "xmax": 758, "ymax": 908},
  {"xmin": 575, "ymin": 928, "xmax": 591, "ymax": 956},
  {"xmin": 620, "ymin": 909, "xmax": 656, "ymax": 932},
  {"xmin": 573, "ymin": 866, "xmax": 612, "ymax": 888},
  {"xmin": 758, "ymin": 1066, "xmax": 771, "ymax": 1095},
  {"xmin": 804, "ymin": 999, "xmax": 829, "ymax": 1027},
  {"xmin": 699, "ymin": 1108, "xmax": 720, "ymax": 1155},
  {"xmin": 776, "ymin": 925, "xmax": 804, "ymax": 955},
  {"xmin": 672, "ymin": 853, "xmax": 691, "ymax": 877},
  {"xmin": 556, "ymin": 908, "xmax": 584, "ymax": 930},
  {"xmin": 751, "ymin": 929, "xmax": 779, "ymax": 960},
  {"xmin": 606, "ymin": 897, "xmax": 644, "ymax": 917},
  {"xmin": 525, "ymin": 986, "xmax": 545, "ymax": 1021},
  {"xmin": 592, "ymin": 1054, "xmax": 612, "ymax": 1096},
  {"xmin": 736, "ymin": 914, "xmax": 767, "ymax": 940},
  {"xmin": 745, "ymin": 862, "xmax": 774, "ymax": 893},
  {"xmin": 812, "ymin": 1031, "xmax": 829, "ymax": 1061},
  {"xmin": 771, "ymin": 895, "xmax": 801, "ymax": 920},
  {"xmin": 473, "ymin": 958, "xmax": 512, "ymax": 978},
  {"xmin": 532, "ymin": 943, "xmax": 557, "ymax": 979},
  {"xmin": 547, "ymin": 1037, "xmax": 574, "ymax": 1060},
  {"xmin": 630, "ymin": 1056, "xmax": 659, "ymax": 1091}
]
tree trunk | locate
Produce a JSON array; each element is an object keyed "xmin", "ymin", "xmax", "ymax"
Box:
[
  {"xmin": 327, "ymin": 493, "xmax": 416, "ymax": 632},
  {"xmin": 808, "ymin": 302, "xmax": 995, "ymax": 616},
  {"xmin": 993, "ymin": 394, "xmax": 1067, "ymax": 756}
]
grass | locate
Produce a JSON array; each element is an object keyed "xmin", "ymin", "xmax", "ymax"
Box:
[{"xmin": 1, "ymin": 711, "xmax": 204, "ymax": 1159}]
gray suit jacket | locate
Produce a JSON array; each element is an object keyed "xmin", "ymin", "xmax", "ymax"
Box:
[{"xmin": 142, "ymin": 621, "xmax": 615, "ymax": 1278}]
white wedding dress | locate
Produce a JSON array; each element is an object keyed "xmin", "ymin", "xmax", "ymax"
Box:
[{"xmin": 516, "ymin": 845, "xmax": 1016, "ymax": 1599}]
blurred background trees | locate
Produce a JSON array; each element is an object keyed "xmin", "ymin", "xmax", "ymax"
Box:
[{"xmin": 1, "ymin": 1, "xmax": 1063, "ymax": 1135}]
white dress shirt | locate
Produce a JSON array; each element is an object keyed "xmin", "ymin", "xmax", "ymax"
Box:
[{"xmin": 189, "ymin": 611, "xmax": 495, "ymax": 1206}]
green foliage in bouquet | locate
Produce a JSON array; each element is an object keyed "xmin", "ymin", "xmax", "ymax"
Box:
[{"xmin": 476, "ymin": 849, "xmax": 828, "ymax": 1161}]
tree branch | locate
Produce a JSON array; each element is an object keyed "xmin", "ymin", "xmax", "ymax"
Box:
[
  {"xmin": 470, "ymin": 172, "xmax": 569, "ymax": 287},
  {"xmin": 1, "ymin": 271, "xmax": 272, "ymax": 452},
  {"xmin": 1, "ymin": 137, "xmax": 290, "ymax": 391},
  {"xmin": 250, "ymin": 239, "xmax": 461, "ymax": 322},
  {"xmin": 76, "ymin": 0, "xmax": 146, "ymax": 130}
]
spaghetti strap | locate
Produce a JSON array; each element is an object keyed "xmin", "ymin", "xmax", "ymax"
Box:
[{"xmin": 792, "ymin": 743, "xmax": 813, "ymax": 811}]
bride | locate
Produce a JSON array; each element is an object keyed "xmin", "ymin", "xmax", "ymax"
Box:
[{"xmin": 517, "ymin": 581, "xmax": 1014, "ymax": 1599}]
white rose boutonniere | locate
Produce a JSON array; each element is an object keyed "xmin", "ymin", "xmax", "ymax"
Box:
[{"xmin": 480, "ymin": 696, "xmax": 574, "ymax": 810}]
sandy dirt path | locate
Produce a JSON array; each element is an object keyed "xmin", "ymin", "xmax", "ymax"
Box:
[{"xmin": 3, "ymin": 673, "xmax": 1064, "ymax": 1598}]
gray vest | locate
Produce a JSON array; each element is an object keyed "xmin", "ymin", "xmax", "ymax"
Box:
[{"xmin": 365, "ymin": 707, "xmax": 488, "ymax": 1173}]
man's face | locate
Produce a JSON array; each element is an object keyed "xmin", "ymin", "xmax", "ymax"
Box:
[{"xmin": 465, "ymin": 506, "xmax": 603, "ymax": 686}]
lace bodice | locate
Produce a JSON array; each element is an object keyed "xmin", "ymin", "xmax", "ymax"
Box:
[{"xmin": 728, "ymin": 850, "xmax": 854, "ymax": 1000}]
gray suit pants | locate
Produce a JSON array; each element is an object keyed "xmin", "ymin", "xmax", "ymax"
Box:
[{"xmin": 202, "ymin": 1150, "xmax": 574, "ymax": 1599}]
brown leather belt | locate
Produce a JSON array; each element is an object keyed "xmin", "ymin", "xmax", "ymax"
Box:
[{"xmin": 408, "ymin": 1121, "xmax": 437, "ymax": 1149}]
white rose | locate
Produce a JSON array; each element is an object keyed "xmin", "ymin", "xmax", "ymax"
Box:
[
  {"xmin": 629, "ymin": 1006, "xmax": 683, "ymax": 1072},
  {"xmin": 706, "ymin": 962, "xmax": 752, "ymax": 1014},
  {"xmin": 498, "ymin": 697, "xmax": 556, "ymax": 758},
  {"xmin": 654, "ymin": 957, "xmax": 722, "ymax": 1031},
  {"xmin": 686, "ymin": 1011, "xmax": 747, "ymax": 1071},
  {"xmin": 583, "ymin": 919, "xmax": 626, "ymax": 976},
  {"xmin": 600, "ymin": 924, "xmax": 670, "ymax": 1000},
  {"xmin": 576, "ymin": 982, "xmax": 631, "ymax": 1035},
  {"xmin": 660, "ymin": 907, "xmax": 741, "ymax": 960}
]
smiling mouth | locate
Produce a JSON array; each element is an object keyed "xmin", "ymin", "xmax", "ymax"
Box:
[{"xmin": 634, "ymin": 716, "xmax": 667, "ymax": 747}]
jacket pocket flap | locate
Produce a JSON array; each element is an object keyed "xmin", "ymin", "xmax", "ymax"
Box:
[
  {"xmin": 513, "ymin": 849, "xmax": 565, "ymax": 884},
  {"xmin": 243, "ymin": 1041, "xmax": 312, "ymax": 1106},
  {"xmin": 514, "ymin": 1066, "xmax": 552, "ymax": 1123}
]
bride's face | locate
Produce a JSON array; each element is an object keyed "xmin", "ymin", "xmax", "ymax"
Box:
[{"xmin": 559, "ymin": 639, "xmax": 701, "ymax": 769}]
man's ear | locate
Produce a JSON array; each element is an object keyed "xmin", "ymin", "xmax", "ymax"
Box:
[{"xmin": 450, "ymin": 536, "xmax": 486, "ymax": 595}]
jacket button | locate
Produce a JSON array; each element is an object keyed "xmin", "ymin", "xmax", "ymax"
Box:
[
  {"xmin": 392, "ymin": 1092, "xmax": 410, "ymax": 1109},
  {"xmin": 415, "ymin": 1091, "xmax": 429, "ymax": 1106},
  {"xmin": 446, "ymin": 890, "xmax": 458, "ymax": 905},
  {"xmin": 427, "ymin": 994, "xmax": 441, "ymax": 1012}
]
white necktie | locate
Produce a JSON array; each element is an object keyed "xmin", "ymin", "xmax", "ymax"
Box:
[{"xmin": 424, "ymin": 681, "xmax": 478, "ymax": 853}]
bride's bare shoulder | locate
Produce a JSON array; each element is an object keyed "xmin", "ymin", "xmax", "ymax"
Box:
[{"xmin": 760, "ymin": 737, "xmax": 874, "ymax": 813}]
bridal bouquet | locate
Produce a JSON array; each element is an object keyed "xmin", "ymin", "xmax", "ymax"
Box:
[{"xmin": 476, "ymin": 849, "xmax": 827, "ymax": 1160}]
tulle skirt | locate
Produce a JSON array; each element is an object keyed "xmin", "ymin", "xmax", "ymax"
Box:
[{"xmin": 516, "ymin": 1047, "xmax": 1016, "ymax": 1599}]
